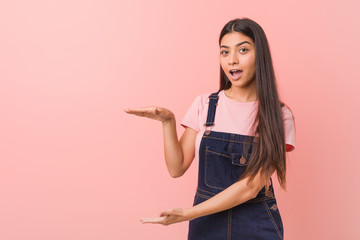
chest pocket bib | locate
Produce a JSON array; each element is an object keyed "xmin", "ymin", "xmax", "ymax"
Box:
[{"xmin": 204, "ymin": 145, "xmax": 252, "ymax": 190}]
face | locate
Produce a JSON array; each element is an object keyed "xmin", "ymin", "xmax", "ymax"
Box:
[{"xmin": 220, "ymin": 31, "xmax": 256, "ymax": 89}]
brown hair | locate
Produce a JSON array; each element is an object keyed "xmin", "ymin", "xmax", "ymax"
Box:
[{"xmin": 219, "ymin": 17, "xmax": 292, "ymax": 192}]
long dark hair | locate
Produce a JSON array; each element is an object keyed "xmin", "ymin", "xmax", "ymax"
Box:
[{"xmin": 219, "ymin": 18, "xmax": 288, "ymax": 192}]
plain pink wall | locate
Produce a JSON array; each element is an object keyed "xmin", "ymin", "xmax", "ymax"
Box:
[{"xmin": 1, "ymin": 0, "xmax": 359, "ymax": 239}]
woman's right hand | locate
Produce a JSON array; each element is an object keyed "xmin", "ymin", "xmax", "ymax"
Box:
[
  {"xmin": 124, "ymin": 106, "xmax": 175, "ymax": 122},
  {"xmin": 124, "ymin": 105, "xmax": 197, "ymax": 178}
]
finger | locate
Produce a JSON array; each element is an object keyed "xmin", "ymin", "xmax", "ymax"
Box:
[
  {"xmin": 154, "ymin": 107, "xmax": 162, "ymax": 115},
  {"xmin": 160, "ymin": 210, "xmax": 170, "ymax": 217},
  {"xmin": 160, "ymin": 208, "xmax": 178, "ymax": 217},
  {"xmin": 140, "ymin": 217, "xmax": 166, "ymax": 224},
  {"xmin": 124, "ymin": 107, "xmax": 150, "ymax": 113},
  {"xmin": 124, "ymin": 107, "xmax": 155, "ymax": 116}
]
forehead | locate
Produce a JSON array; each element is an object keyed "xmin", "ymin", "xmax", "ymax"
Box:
[{"xmin": 220, "ymin": 32, "xmax": 254, "ymax": 47}]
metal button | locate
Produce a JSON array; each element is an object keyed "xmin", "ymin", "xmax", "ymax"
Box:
[
  {"xmin": 270, "ymin": 204, "xmax": 277, "ymax": 211},
  {"xmin": 205, "ymin": 130, "xmax": 211, "ymax": 135},
  {"xmin": 265, "ymin": 191, "xmax": 274, "ymax": 198},
  {"xmin": 240, "ymin": 156, "xmax": 247, "ymax": 164}
]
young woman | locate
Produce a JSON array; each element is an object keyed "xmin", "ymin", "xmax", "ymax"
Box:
[{"xmin": 124, "ymin": 17, "xmax": 295, "ymax": 240}]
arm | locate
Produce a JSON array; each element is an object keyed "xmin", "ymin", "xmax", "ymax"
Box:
[
  {"xmin": 141, "ymin": 165, "xmax": 275, "ymax": 225},
  {"xmin": 162, "ymin": 119, "xmax": 197, "ymax": 178},
  {"xmin": 185, "ymin": 165, "xmax": 275, "ymax": 220}
]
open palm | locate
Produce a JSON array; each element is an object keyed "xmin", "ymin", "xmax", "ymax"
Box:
[
  {"xmin": 124, "ymin": 106, "xmax": 174, "ymax": 122},
  {"xmin": 140, "ymin": 208, "xmax": 189, "ymax": 226}
]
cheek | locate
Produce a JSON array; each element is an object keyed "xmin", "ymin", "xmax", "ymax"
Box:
[
  {"xmin": 245, "ymin": 57, "xmax": 256, "ymax": 72},
  {"xmin": 249, "ymin": 55, "xmax": 256, "ymax": 69},
  {"xmin": 220, "ymin": 62, "xmax": 228, "ymax": 74}
]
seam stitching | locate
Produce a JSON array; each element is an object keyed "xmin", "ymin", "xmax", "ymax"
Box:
[{"xmin": 262, "ymin": 200, "xmax": 283, "ymax": 240}]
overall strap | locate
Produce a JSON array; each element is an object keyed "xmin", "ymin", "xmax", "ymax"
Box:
[{"xmin": 204, "ymin": 90, "xmax": 221, "ymax": 127}]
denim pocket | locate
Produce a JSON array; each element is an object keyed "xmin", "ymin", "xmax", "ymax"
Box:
[{"xmin": 204, "ymin": 146, "xmax": 250, "ymax": 190}]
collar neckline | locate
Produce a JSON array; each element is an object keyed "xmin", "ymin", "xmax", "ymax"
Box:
[{"xmin": 220, "ymin": 90, "xmax": 258, "ymax": 105}]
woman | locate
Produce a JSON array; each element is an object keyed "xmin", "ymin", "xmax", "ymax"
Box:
[{"xmin": 124, "ymin": 17, "xmax": 295, "ymax": 240}]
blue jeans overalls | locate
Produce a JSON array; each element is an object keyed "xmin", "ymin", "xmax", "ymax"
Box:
[{"xmin": 187, "ymin": 90, "xmax": 284, "ymax": 240}]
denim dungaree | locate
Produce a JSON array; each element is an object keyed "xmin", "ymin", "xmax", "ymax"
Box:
[{"xmin": 188, "ymin": 90, "xmax": 284, "ymax": 240}]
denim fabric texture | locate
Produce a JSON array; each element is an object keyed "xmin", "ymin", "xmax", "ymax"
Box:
[{"xmin": 188, "ymin": 90, "xmax": 284, "ymax": 240}]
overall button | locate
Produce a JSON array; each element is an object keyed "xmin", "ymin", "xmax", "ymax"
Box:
[
  {"xmin": 231, "ymin": 153, "xmax": 250, "ymax": 166},
  {"xmin": 240, "ymin": 156, "xmax": 247, "ymax": 164},
  {"xmin": 270, "ymin": 204, "xmax": 278, "ymax": 211},
  {"xmin": 265, "ymin": 190, "xmax": 274, "ymax": 198}
]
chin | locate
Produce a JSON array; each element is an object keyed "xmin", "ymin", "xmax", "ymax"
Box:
[{"xmin": 230, "ymin": 79, "xmax": 255, "ymax": 89}]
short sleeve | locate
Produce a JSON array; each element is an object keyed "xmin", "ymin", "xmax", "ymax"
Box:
[
  {"xmin": 180, "ymin": 95, "xmax": 202, "ymax": 132},
  {"xmin": 282, "ymin": 106, "xmax": 296, "ymax": 152}
]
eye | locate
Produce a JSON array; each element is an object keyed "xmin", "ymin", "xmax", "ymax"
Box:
[
  {"xmin": 220, "ymin": 50, "xmax": 228, "ymax": 55},
  {"xmin": 240, "ymin": 48, "xmax": 248, "ymax": 53}
]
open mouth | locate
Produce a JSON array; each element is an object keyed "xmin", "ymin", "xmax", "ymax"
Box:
[
  {"xmin": 229, "ymin": 69, "xmax": 243, "ymax": 79},
  {"xmin": 230, "ymin": 69, "xmax": 242, "ymax": 75}
]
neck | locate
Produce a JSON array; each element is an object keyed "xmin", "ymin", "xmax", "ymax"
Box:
[{"xmin": 224, "ymin": 83, "xmax": 257, "ymax": 103}]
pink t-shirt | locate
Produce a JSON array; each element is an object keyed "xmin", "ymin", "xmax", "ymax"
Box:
[{"xmin": 180, "ymin": 90, "xmax": 296, "ymax": 166}]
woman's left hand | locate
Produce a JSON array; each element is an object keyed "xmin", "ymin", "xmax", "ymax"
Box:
[{"xmin": 140, "ymin": 208, "xmax": 191, "ymax": 226}]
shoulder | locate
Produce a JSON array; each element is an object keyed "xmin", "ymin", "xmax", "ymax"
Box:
[
  {"xmin": 191, "ymin": 92, "xmax": 213, "ymax": 107},
  {"xmin": 280, "ymin": 103, "xmax": 295, "ymax": 120},
  {"xmin": 196, "ymin": 91, "xmax": 213, "ymax": 99}
]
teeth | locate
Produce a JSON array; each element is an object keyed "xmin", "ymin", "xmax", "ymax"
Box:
[{"xmin": 230, "ymin": 70, "xmax": 240, "ymax": 75}]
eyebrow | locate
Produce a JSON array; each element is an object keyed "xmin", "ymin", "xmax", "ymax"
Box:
[{"xmin": 220, "ymin": 41, "xmax": 252, "ymax": 48}]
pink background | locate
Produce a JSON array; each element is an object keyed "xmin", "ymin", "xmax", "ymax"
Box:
[{"xmin": 1, "ymin": 0, "xmax": 359, "ymax": 239}]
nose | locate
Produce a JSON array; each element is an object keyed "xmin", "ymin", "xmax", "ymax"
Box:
[{"xmin": 228, "ymin": 52, "xmax": 238, "ymax": 65}]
